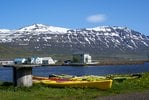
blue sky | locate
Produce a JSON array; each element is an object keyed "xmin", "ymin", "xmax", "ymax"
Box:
[{"xmin": 0, "ymin": 0, "xmax": 149, "ymax": 35}]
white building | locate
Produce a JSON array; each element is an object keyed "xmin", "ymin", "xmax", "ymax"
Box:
[
  {"xmin": 14, "ymin": 58, "xmax": 27, "ymax": 64},
  {"xmin": 31, "ymin": 57, "xmax": 42, "ymax": 64},
  {"xmin": 72, "ymin": 53, "xmax": 92, "ymax": 64},
  {"xmin": 42, "ymin": 57, "xmax": 55, "ymax": 65},
  {"xmin": 30, "ymin": 57, "xmax": 55, "ymax": 65},
  {"xmin": 0, "ymin": 61, "xmax": 14, "ymax": 65}
]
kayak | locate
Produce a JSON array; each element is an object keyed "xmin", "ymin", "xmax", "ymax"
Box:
[
  {"xmin": 108, "ymin": 73, "xmax": 142, "ymax": 82},
  {"xmin": 33, "ymin": 76, "xmax": 113, "ymax": 90}
]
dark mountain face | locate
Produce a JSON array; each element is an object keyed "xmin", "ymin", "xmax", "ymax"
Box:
[{"xmin": 0, "ymin": 24, "xmax": 149, "ymax": 55}]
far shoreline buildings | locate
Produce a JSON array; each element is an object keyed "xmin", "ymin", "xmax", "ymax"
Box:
[
  {"xmin": 72, "ymin": 53, "xmax": 92, "ymax": 64},
  {"xmin": 14, "ymin": 56, "xmax": 55, "ymax": 65}
]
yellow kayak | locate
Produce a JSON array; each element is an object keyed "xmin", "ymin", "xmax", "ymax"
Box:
[{"xmin": 33, "ymin": 76, "xmax": 113, "ymax": 90}]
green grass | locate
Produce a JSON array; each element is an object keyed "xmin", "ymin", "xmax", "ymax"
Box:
[{"xmin": 0, "ymin": 73, "xmax": 149, "ymax": 100}]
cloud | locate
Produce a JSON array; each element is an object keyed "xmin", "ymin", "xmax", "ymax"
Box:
[{"xmin": 86, "ymin": 14, "xmax": 107, "ymax": 23}]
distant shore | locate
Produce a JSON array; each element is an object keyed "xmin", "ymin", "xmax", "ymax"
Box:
[
  {"xmin": 45, "ymin": 60, "xmax": 148, "ymax": 66},
  {"xmin": 1, "ymin": 60, "xmax": 148, "ymax": 67}
]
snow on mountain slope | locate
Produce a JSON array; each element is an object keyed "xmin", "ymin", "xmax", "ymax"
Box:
[
  {"xmin": 87, "ymin": 26, "xmax": 112, "ymax": 32},
  {"xmin": 18, "ymin": 24, "xmax": 69, "ymax": 33},
  {"xmin": 0, "ymin": 29, "xmax": 11, "ymax": 33},
  {"xmin": 0, "ymin": 24, "xmax": 149, "ymax": 54}
]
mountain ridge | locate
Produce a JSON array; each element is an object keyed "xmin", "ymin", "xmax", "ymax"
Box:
[
  {"xmin": 0, "ymin": 24, "xmax": 149, "ymax": 59},
  {"xmin": 0, "ymin": 24, "xmax": 141, "ymax": 34}
]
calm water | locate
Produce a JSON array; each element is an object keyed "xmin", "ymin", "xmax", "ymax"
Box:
[{"xmin": 0, "ymin": 63, "xmax": 149, "ymax": 82}]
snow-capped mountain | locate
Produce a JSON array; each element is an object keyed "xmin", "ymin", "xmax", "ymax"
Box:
[
  {"xmin": 0, "ymin": 24, "xmax": 149, "ymax": 55},
  {"xmin": 18, "ymin": 24, "xmax": 69, "ymax": 33}
]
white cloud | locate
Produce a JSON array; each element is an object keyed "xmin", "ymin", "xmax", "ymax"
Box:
[{"xmin": 86, "ymin": 14, "xmax": 107, "ymax": 23}]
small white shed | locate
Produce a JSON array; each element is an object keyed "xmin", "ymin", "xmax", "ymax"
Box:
[
  {"xmin": 42, "ymin": 57, "xmax": 55, "ymax": 64},
  {"xmin": 14, "ymin": 58, "xmax": 27, "ymax": 64}
]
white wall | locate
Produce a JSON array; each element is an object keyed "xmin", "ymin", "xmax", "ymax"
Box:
[
  {"xmin": 84, "ymin": 54, "xmax": 92, "ymax": 64},
  {"xmin": 42, "ymin": 57, "xmax": 55, "ymax": 64}
]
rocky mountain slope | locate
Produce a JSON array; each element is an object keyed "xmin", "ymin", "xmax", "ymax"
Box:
[{"xmin": 0, "ymin": 24, "xmax": 149, "ymax": 56}]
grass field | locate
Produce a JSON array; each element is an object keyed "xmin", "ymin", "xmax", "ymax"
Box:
[{"xmin": 0, "ymin": 73, "xmax": 149, "ymax": 100}]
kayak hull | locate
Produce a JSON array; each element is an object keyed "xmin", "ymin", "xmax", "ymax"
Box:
[{"xmin": 33, "ymin": 76, "xmax": 112, "ymax": 90}]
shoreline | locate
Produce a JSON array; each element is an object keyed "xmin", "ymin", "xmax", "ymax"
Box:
[
  {"xmin": 43, "ymin": 60, "xmax": 146, "ymax": 66},
  {"xmin": 0, "ymin": 60, "xmax": 148, "ymax": 68}
]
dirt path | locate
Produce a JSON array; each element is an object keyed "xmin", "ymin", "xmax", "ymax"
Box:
[{"xmin": 96, "ymin": 91, "xmax": 149, "ymax": 100}]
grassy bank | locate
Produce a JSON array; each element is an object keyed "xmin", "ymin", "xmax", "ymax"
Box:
[{"xmin": 0, "ymin": 73, "xmax": 149, "ymax": 100}]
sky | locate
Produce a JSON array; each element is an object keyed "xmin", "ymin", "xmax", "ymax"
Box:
[{"xmin": 0, "ymin": 0, "xmax": 149, "ymax": 35}]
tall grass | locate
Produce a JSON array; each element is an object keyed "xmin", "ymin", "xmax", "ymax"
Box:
[{"xmin": 0, "ymin": 73, "xmax": 149, "ymax": 100}]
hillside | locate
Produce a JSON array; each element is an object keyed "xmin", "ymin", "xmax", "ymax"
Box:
[{"xmin": 0, "ymin": 24, "xmax": 149, "ymax": 60}]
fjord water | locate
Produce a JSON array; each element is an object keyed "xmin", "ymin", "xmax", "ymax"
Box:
[{"xmin": 0, "ymin": 63, "xmax": 149, "ymax": 82}]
